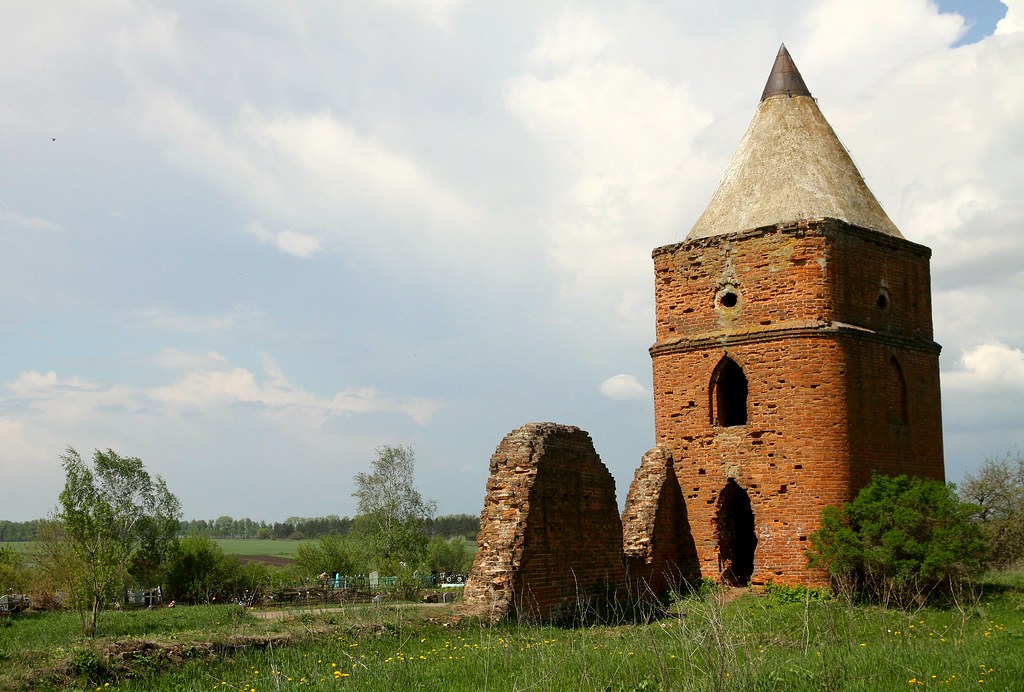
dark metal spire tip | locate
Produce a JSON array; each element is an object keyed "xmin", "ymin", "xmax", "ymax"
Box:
[{"xmin": 760, "ymin": 43, "xmax": 811, "ymax": 102}]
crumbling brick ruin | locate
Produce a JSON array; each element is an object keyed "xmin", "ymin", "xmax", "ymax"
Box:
[
  {"xmin": 621, "ymin": 447, "xmax": 699, "ymax": 595},
  {"xmin": 463, "ymin": 424, "xmax": 626, "ymax": 622},
  {"xmin": 466, "ymin": 45, "xmax": 945, "ymax": 620}
]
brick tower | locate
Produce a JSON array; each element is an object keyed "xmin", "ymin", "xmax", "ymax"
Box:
[{"xmin": 647, "ymin": 46, "xmax": 944, "ymax": 586}]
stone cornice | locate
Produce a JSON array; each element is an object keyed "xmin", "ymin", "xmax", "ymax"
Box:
[
  {"xmin": 650, "ymin": 321, "xmax": 941, "ymax": 357},
  {"xmin": 655, "ymin": 218, "xmax": 932, "ymax": 260}
]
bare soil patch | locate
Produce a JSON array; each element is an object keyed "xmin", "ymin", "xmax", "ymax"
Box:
[{"xmin": 235, "ymin": 554, "xmax": 294, "ymax": 566}]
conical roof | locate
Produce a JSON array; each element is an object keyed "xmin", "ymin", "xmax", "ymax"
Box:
[{"xmin": 686, "ymin": 45, "xmax": 901, "ymax": 240}]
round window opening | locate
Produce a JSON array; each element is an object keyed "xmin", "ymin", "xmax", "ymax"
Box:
[
  {"xmin": 720, "ymin": 290, "xmax": 739, "ymax": 309},
  {"xmin": 877, "ymin": 292, "xmax": 889, "ymax": 311}
]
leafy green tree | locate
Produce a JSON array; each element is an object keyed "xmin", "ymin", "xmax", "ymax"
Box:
[
  {"xmin": 0, "ymin": 546, "xmax": 28, "ymax": 594},
  {"xmin": 807, "ymin": 473, "xmax": 987, "ymax": 606},
  {"xmin": 295, "ymin": 534, "xmax": 356, "ymax": 578},
  {"xmin": 959, "ymin": 450, "xmax": 1024, "ymax": 567},
  {"xmin": 28, "ymin": 518, "xmax": 86, "ymax": 611},
  {"xmin": 163, "ymin": 535, "xmax": 240, "ymax": 604},
  {"xmin": 352, "ymin": 445, "xmax": 437, "ymax": 571},
  {"xmin": 57, "ymin": 447, "xmax": 181, "ymax": 635},
  {"xmin": 163, "ymin": 535, "xmax": 285, "ymax": 605},
  {"xmin": 424, "ymin": 536, "xmax": 471, "ymax": 575}
]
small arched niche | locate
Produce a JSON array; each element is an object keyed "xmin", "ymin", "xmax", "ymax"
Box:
[
  {"xmin": 885, "ymin": 356, "xmax": 909, "ymax": 425},
  {"xmin": 711, "ymin": 356, "xmax": 748, "ymax": 427}
]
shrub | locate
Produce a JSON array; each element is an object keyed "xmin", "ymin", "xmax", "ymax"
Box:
[
  {"xmin": 0, "ymin": 546, "xmax": 27, "ymax": 594},
  {"xmin": 162, "ymin": 535, "xmax": 270, "ymax": 604},
  {"xmin": 423, "ymin": 536, "xmax": 471, "ymax": 575},
  {"xmin": 762, "ymin": 581, "xmax": 830, "ymax": 605},
  {"xmin": 807, "ymin": 473, "xmax": 987, "ymax": 606},
  {"xmin": 295, "ymin": 534, "xmax": 355, "ymax": 579}
]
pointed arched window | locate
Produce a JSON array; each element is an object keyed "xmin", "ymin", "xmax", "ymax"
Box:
[
  {"xmin": 886, "ymin": 356, "xmax": 908, "ymax": 425},
  {"xmin": 711, "ymin": 356, "xmax": 748, "ymax": 427}
]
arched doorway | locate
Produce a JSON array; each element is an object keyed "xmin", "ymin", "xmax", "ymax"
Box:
[{"xmin": 716, "ymin": 480, "xmax": 757, "ymax": 586}]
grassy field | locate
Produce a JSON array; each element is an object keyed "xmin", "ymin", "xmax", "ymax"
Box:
[
  {"xmin": 2, "ymin": 574, "xmax": 1023, "ymax": 690},
  {"xmin": 0, "ymin": 541, "xmax": 35, "ymax": 555},
  {"xmin": 214, "ymin": 538, "xmax": 315, "ymax": 559}
]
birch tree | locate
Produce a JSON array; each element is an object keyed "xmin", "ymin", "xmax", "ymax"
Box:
[{"xmin": 58, "ymin": 447, "xmax": 181, "ymax": 635}]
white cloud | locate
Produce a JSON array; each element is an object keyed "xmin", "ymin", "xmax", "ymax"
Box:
[
  {"xmin": 7, "ymin": 354, "xmax": 438, "ymax": 428},
  {"xmin": 245, "ymin": 220, "xmax": 322, "ymax": 258},
  {"xmin": 153, "ymin": 349, "xmax": 228, "ymax": 370},
  {"xmin": 600, "ymin": 374, "xmax": 648, "ymax": 400},
  {"xmin": 504, "ymin": 59, "xmax": 713, "ymax": 340},
  {"xmin": 130, "ymin": 305, "xmax": 254, "ymax": 333},
  {"xmin": 945, "ymin": 342, "xmax": 1024, "ymax": 391},
  {"xmin": 137, "ymin": 94, "xmax": 477, "ymax": 259},
  {"xmin": 9, "ymin": 371, "xmax": 101, "ymax": 397},
  {"xmin": 798, "ymin": 0, "xmax": 964, "ymax": 95},
  {"xmin": 6, "ymin": 371, "xmax": 141, "ymax": 424},
  {"xmin": 997, "ymin": 0, "xmax": 1024, "ymax": 34},
  {"xmin": 0, "ymin": 203, "xmax": 62, "ymax": 232},
  {"xmin": 372, "ymin": 0, "xmax": 467, "ymax": 31},
  {"xmin": 530, "ymin": 8, "xmax": 613, "ymax": 68},
  {"xmin": 151, "ymin": 353, "xmax": 441, "ymax": 424}
]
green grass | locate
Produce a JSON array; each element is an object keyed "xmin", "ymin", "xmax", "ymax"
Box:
[
  {"xmin": 0, "ymin": 604, "xmax": 256, "ymax": 689},
  {"xmin": 0, "ymin": 541, "xmax": 36, "ymax": 554},
  {"xmin": 214, "ymin": 538, "xmax": 314, "ymax": 558},
  {"xmin": 114, "ymin": 594, "xmax": 1024, "ymax": 690},
  {"xmin": 3, "ymin": 576, "xmax": 1023, "ymax": 690}
]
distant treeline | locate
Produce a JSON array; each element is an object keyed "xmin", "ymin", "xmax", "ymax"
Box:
[
  {"xmin": 0, "ymin": 519, "xmax": 44, "ymax": 542},
  {"xmin": 1, "ymin": 514, "xmax": 479, "ymax": 542}
]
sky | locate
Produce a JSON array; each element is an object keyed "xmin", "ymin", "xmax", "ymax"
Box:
[{"xmin": 1, "ymin": 0, "xmax": 1022, "ymax": 523}]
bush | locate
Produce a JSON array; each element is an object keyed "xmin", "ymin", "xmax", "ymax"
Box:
[
  {"xmin": 295, "ymin": 534, "xmax": 355, "ymax": 579},
  {"xmin": 762, "ymin": 581, "xmax": 830, "ymax": 605},
  {"xmin": 423, "ymin": 536, "xmax": 471, "ymax": 575},
  {"xmin": 807, "ymin": 473, "xmax": 987, "ymax": 606},
  {"xmin": 0, "ymin": 546, "xmax": 27, "ymax": 594},
  {"xmin": 163, "ymin": 535, "xmax": 276, "ymax": 604}
]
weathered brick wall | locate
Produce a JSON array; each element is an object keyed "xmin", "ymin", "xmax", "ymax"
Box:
[
  {"xmin": 652, "ymin": 339, "xmax": 853, "ymax": 585},
  {"xmin": 463, "ymin": 423, "xmax": 626, "ymax": 622},
  {"xmin": 621, "ymin": 447, "xmax": 700, "ymax": 596},
  {"xmin": 648, "ymin": 219, "xmax": 944, "ymax": 586}
]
